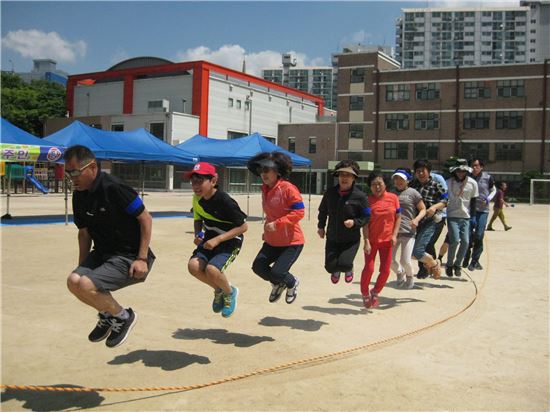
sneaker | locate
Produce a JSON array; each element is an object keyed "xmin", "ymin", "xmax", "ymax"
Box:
[
  {"xmin": 212, "ymin": 289, "xmax": 224, "ymax": 313},
  {"xmin": 344, "ymin": 271, "xmax": 354, "ymax": 283},
  {"xmin": 417, "ymin": 268, "xmax": 429, "ymax": 279},
  {"xmin": 405, "ymin": 276, "xmax": 415, "ymax": 289},
  {"xmin": 467, "ymin": 261, "xmax": 476, "ymax": 271},
  {"xmin": 331, "ymin": 272, "xmax": 341, "ymax": 284},
  {"xmin": 105, "ymin": 308, "xmax": 137, "ymax": 348},
  {"xmin": 462, "ymin": 259, "xmax": 470, "ymax": 269},
  {"xmin": 88, "ymin": 312, "xmax": 113, "ymax": 342},
  {"xmin": 370, "ymin": 292, "xmax": 380, "ymax": 308},
  {"xmin": 505, "ymin": 226, "xmax": 512, "ymax": 231},
  {"xmin": 222, "ymin": 286, "xmax": 239, "ymax": 318},
  {"xmin": 453, "ymin": 266, "xmax": 462, "ymax": 277},
  {"xmin": 362, "ymin": 294, "xmax": 373, "ymax": 308},
  {"xmin": 474, "ymin": 261, "xmax": 483, "ymax": 270},
  {"xmin": 446, "ymin": 266, "xmax": 454, "ymax": 277},
  {"xmin": 285, "ymin": 277, "xmax": 300, "ymax": 304},
  {"xmin": 486, "ymin": 227, "xmax": 494, "ymax": 231},
  {"xmin": 269, "ymin": 283, "xmax": 286, "ymax": 303},
  {"xmin": 396, "ymin": 270, "xmax": 406, "ymax": 287}
]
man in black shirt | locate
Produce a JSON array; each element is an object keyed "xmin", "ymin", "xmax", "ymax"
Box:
[{"xmin": 65, "ymin": 145, "xmax": 154, "ymax": 348}]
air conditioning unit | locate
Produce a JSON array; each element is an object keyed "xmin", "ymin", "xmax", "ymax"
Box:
[{"xmin": 148, "ymin": 99, "xmax": 170, "ymax": 113}]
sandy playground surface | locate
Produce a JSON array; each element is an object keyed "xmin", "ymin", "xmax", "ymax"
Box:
[{"xmin": 0, "ymin": 192, "xmax": 548, "ymax": 411}]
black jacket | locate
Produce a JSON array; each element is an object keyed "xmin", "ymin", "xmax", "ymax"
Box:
[{"xmin": 318, "ymin": 184, "xmax": 369, "ymax": 243}]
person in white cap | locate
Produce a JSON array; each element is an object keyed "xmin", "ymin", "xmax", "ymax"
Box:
[
  {"xmin": 317, "ymin": 160, "xmax": 369, "ymax": 285},
  {"xmin": 445, "ymin": 159, "xmax": 479, "ymax": 277},
  {"xmin": 390, "ymin": 168, "xmax": 427, "ymax": 289}
]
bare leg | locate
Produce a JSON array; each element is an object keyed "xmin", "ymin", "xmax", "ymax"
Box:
[
  {"xmin": 67, "ymin": 273, "xmax": 123, "ymax": 316},
  {"xmin": 188, "ymin": 257, "xmax": 219, "ymax": 290},
  {"xmin": 205, "ymin": 264, "xmax": 232, "ymax": 294}
]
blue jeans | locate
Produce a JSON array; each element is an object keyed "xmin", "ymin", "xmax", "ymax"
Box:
[
  {"xmin": 412, "ymin": 219, "xmax": 437, "ymax": 260},
  {"xmin": 468, "ymin": 211, "xmax": 489, "ymax": 262},
  {"xmin": 446, "ymin": 217, "xmax": 470, "ymax": 268}
]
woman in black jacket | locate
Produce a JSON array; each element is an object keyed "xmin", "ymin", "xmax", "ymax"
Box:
[{"xmin": 317, "ymin": 160, "xmax": 369, "ymax": 284}]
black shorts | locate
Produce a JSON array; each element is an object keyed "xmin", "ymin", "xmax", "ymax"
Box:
[{"xmin": 73, "ymin": 250, "xmax": 155, "ymax": 292}]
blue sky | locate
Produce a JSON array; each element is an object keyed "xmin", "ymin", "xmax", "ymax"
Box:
[{"xmin": 1, "ymin": 1, "xmax": 516, "ymax": 76}]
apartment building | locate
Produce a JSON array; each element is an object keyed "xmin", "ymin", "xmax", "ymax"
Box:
[{"xmin": 395, "ymin": 0, "xmax": 550, "ymax": 69}]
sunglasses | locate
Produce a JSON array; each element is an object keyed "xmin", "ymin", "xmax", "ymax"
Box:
[
  {"xmin": 190, "ymin": 175, "xmax": 211, "ymax": 185},
  {"xmin": 65, "ymin": 160, "xmax": 95, "ymax": 178}
]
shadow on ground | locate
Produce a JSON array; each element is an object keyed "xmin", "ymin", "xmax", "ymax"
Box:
[
  {"xmin": 108, "ymin": 349, "xmax": 210, "ymax": 371},
  {"xmin": 0, "ymin": 384, "xmax": 104, "ymax": 411},
  {"xmin": 258, "ymin": 316, "xmax": 328, "ymax": 331},
  {"xmin": 172, "ymin": 328, "xmax": 274, "ymax": 347}
]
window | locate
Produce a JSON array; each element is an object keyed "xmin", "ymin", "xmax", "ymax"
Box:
[
  {"xmin": 227, "ymin": 131, "xmax": 247, "ymax": 139},
  {"xmin": 414, "ymin": 143, "xmax": 438, "ymax": 160},
  {"xmin": 385, "ymin": 114, "xmax": 409, "ymax": 130},
  {"xmin": 463, "ymin": 112, "xmax": 490, "ymax": 129},
  {"xmin": 497, "ymin": 80, "xmax": 525, "ymax": 97},
  {"xmin": 244, "ymin": 100, "xmax": 250, "ymax": 111},
  {"xmin": 288, "ymin": 137, "xmax": 295, "ymax": 153},
  {"xmin": 496, "ymin": 111, "xmax": 524, "ymax": 129},
  {"xmin": 149, "ymin": 123, "xmax": 165, "ymax": 140},
  {"xmin": 228, "ymin": 98, "xmax": 234, "ymax": 108},
  {"xmin": 308, "ymin": 137, "xmax": 317, "ymax": 154},
  {"xmin": 496, "ymin": 143, "xmax": 522, "ymax": 160},
  {"xmin": 460, "ymin": 143, "xmax": 490, "ymax": 160},
  {"xmin": 349, "ymin": 124, "xmax": 363, "ymax": 139},
  {"xmin": 349, "ymin": 96, "xmax": 364, "ymax": 111},
  {"xmin": 111, "ymin": 124, "xmax": 124, "ymax": 132},
  {"xmin": 386, "ymin": 84, "xmax": 410, "ymax": 101},
  {"xmin": 236, "ymin": 100, "xmax": 242, "ymax": 109},
  {"xmin": 464, "ymin": 81, "xmax": 491, "ymax": 99},
  {"xmin": 384, "ymin": 143, "xmax": 408, "ymax": 160},
  {"xmin": 415, "ymin": 113, "xmax": 439, "ymax": 130},
  {"xmin": 350, "ymin": 68, "xmax": 365, "ymax": 83},
  {"xmin": 416, "ymin": 83, "xmax": 440, "ymax": 100}
]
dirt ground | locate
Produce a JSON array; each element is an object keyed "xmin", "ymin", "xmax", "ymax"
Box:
[{"xmin": 1, "ymin": 192, "xmax": 548, "ymax": 411}]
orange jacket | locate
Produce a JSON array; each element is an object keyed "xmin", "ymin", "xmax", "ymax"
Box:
[{"xmin": 261, "ymin": 179, "xmax": 305, "ymax": 246}]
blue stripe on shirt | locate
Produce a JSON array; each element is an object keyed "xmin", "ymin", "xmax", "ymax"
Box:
[
  {"xmin": 441, "ymin": 193, "xmax": 449, "ymax": 199},
  {"xmin": 396, "ymin": 207, "xmax": 402, "ymax": 214},
  {"xmin": 125, "ymin": 196, "xmax": 143, "ymax": 215},
  {"xmin": 363, "ymin": 207, "xmax": 371, "ymax": 216},
  {"xmin": 290, "ymin": 202, "xmax": 305, "ymax": 210}
]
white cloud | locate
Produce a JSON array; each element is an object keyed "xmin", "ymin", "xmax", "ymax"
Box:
[
  {"xmin": 175, "ymin": 44, "xmax": 326, "ymax": 76},
  {"xmin": 351, "ymin": 30, "xmax": 373, "ymax": 45},
  {"xmin": 2, "ymin": 29, "xmax": 86, "ymax": 64},
  {"xmin": 110, "ymin": 48, "xmax": 130, "ymax": 65}
]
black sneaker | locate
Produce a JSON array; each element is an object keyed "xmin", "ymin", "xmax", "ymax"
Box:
[
  {"xmin": 105, "ymin": 308, "xmax": 137, "ymax": 348},
  {"xmin": 446, "ymin": 266, "xmax": 454, "ymax": 277},
  {"xmin": 474, "ymin": 261, "xmax": 483, "ymax": 270},
  {"xmin": 453, "ymin": 266, "xmax": 462, "ymax": 277},
  {"xmin": 285, "ymin": 277, "xmax": 300, "ymax": 304},
  {"xmin": 467, "ymin": 261, "xmax": 476, "ymax": 271},
  {"xmin": 88, "ymin": 312, "xmax": 113, "ymax": 342},
  {"xmin": 269, "ymin": 283, "xmax": 286, "ymax": 303},
  {"xmin": 416, "ymin": 268, "xmax": 429, "ymax": 279},
  {"xmin": 462, "ymin": 259, "xmax": 470, "ymax": 269}
]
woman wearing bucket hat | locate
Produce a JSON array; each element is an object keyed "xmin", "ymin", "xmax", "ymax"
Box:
[
  {"xmin": 317, "ymin": 160, "xmax": 369, "ymax": 285},
  {"xmin": 445, "ymin": 159, "xmax": 479, "ymax": 277},
  {"xmin": 247, "ymin": 152, "xmax": 304, "ymax": 305},
  {"xmin": 390, "ymin": 168, "xmax": 427, "ymax": 289}
]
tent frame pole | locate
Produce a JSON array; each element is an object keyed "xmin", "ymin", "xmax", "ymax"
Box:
[{"xmin": 2, "ymin": 166, "xmax": 12, "ymax": 220}]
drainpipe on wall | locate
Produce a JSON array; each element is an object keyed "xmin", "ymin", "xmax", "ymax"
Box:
[
  {"xmin": 454, "ymin": 64, "xmax": 460, "ymax": 156},
  {"xmin": 541, "ymin": 59, "xmax": 548, "ymax": 174},
  {"xmin": 374, "ymin": 69, "xmax": 380, "ymax": 165}
]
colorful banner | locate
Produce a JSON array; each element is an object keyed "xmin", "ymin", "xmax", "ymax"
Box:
[{"xmin": 0, "ymin": 144, "xmax": 63, "ymax": 163}]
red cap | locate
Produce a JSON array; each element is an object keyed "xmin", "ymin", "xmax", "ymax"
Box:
[{"xmin": 184, "ymin": 162, "xmax": 217, "ymax": 179}]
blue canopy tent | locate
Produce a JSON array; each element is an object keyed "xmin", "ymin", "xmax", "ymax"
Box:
[
  {"xmin": 175, "ymin": 132, "xmax": 313, "ymax": 217},
  {"xmin": 1, "ymin": 118, "xmax": 66, "ymax": 219}
]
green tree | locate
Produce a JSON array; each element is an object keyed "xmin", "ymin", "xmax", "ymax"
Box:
[{"xmin": 1, "ymin": 72, "xmax": 66, "ymax": 136}]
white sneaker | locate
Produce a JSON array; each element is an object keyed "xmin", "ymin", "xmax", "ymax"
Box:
[
  {"xmin": 285, "ymin": 277, "xmax": 300, "ymax": 304},
  {"xmin": 405, "ymin": 276, "xmax": 415, "ymax": 289},
  {"xmin": 396, "ymin": 270, "xmax": 406, "ymax": 287}
]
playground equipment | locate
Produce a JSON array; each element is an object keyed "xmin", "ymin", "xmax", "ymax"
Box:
[{"xmin": 1, "ymin": 163, "xmax": 49, "ymax": 220}]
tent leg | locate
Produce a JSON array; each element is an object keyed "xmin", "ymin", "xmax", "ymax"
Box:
[
  {"xmin": 64, "ymin": 176, "xmax": 69, "ymax": 225},
  {"xmin": 307, "ymin": 167, "xmax": 311, "ymax": 221},
  {"xmin": 246, "ymin": 169, "xmax": 250, "ymax": 216},
  {"xmin": 141, "ymin": 162, "xmax": 145, "ymax": 199},
  {"xmin": 2, "ymin": 172, "xmax": 12, "ymax": 220}
]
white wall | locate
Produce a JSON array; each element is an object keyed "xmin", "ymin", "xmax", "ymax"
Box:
[
  {"xmin": 170, "ymin": 113, "xmax": 200, "ymax": 145},
  {"xmin": 133, "ymin": 75, "xmax": 193, "ymax": 114},
  {"xmin": 74, "ymin": 82, "xmax": 124, "ymax": 116},
  {"xmin": 207, "ymin": 77, "xmax": 318, "ymax": 141}
]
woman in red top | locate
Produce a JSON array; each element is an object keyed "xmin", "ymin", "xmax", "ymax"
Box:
[
  {"xmin": 361, "ymin": 172, "xmax": 401, "ymax": 308},
  {"xmin": 247, "ymin": 152, "xmax": 305, "ymax": 305}
]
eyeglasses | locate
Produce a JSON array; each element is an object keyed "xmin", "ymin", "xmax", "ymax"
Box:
[
  {"xmin": 190, "ymin": 175, "xmax": 208, "ymax": 185},
  {"xmin": 65, "ymin": 160, "xmax": 95, "ymax": 178}
]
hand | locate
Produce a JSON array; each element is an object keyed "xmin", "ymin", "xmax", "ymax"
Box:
[
  {"xmin": 363, "ymin": 240, "xmax": 371, "ymax": 255},
  {"xmin": 203, "ymin": 237, "xmax": 221, "ymax": 250},
  {"xmin": 410, "ymin": 219, "xmax": 419, "ymax": 229},
  {"xmin": 264, "ymin": 222, "xmax": 277, "ymax": 232},
  {"xmin": 343, "ymin": 219, "xmax": 354, "ymax": 228},
  {"xmin": 193, "ymin": 236, "xmax": 203, "ymax": 246},
  {"xmin": 317, "ymin": 228, "xmax": 325, "ymax": 239},
  {"xmin": 129, "ymin": 259, "xmax": 148, "ymax": 279},
  {"xmin": 426, "ymin": 207, "xmax": 436, "ymax": 217},
  {"xmin": 391, "ymin": 235, "xmax": 397, "ymax": 246}
]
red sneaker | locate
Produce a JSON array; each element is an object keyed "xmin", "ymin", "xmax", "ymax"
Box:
[
  {"xmin": 370, "ymin": 293, "xmax": 380, "ymax": 308},
  {"xmin": 331, "ymin": 272, "xmax": 341, "ymax": 284},
  {"xmin": 344, "ymin": 271, "xmax": 354, "ymax": 283}
]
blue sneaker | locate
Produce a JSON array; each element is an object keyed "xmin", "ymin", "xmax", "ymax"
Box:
[
  {"xmin": 222, "ymin": 286, "xmax": 239, "ymax": 318},
  {"xmin": 212, "ymin": 289, "xmax": 224, "ymax": 313}
]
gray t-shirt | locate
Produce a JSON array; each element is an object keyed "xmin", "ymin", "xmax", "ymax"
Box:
[
  {"xmin": 446, "ymin": 176, "xmax": 479, "ymax": 219},
  {"xmin": 395, "ymin": 187, "xmax": 422, "ymax": 237}
]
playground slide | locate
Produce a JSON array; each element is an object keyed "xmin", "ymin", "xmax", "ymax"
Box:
[{"xmin": 26, "ymin": 175, "xmax": 49, "ymax": 194}]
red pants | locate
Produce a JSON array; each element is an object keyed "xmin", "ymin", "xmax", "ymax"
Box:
[{"xmin": 360, "ymin": 240, "xmax": 393, "ymax": 296}]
